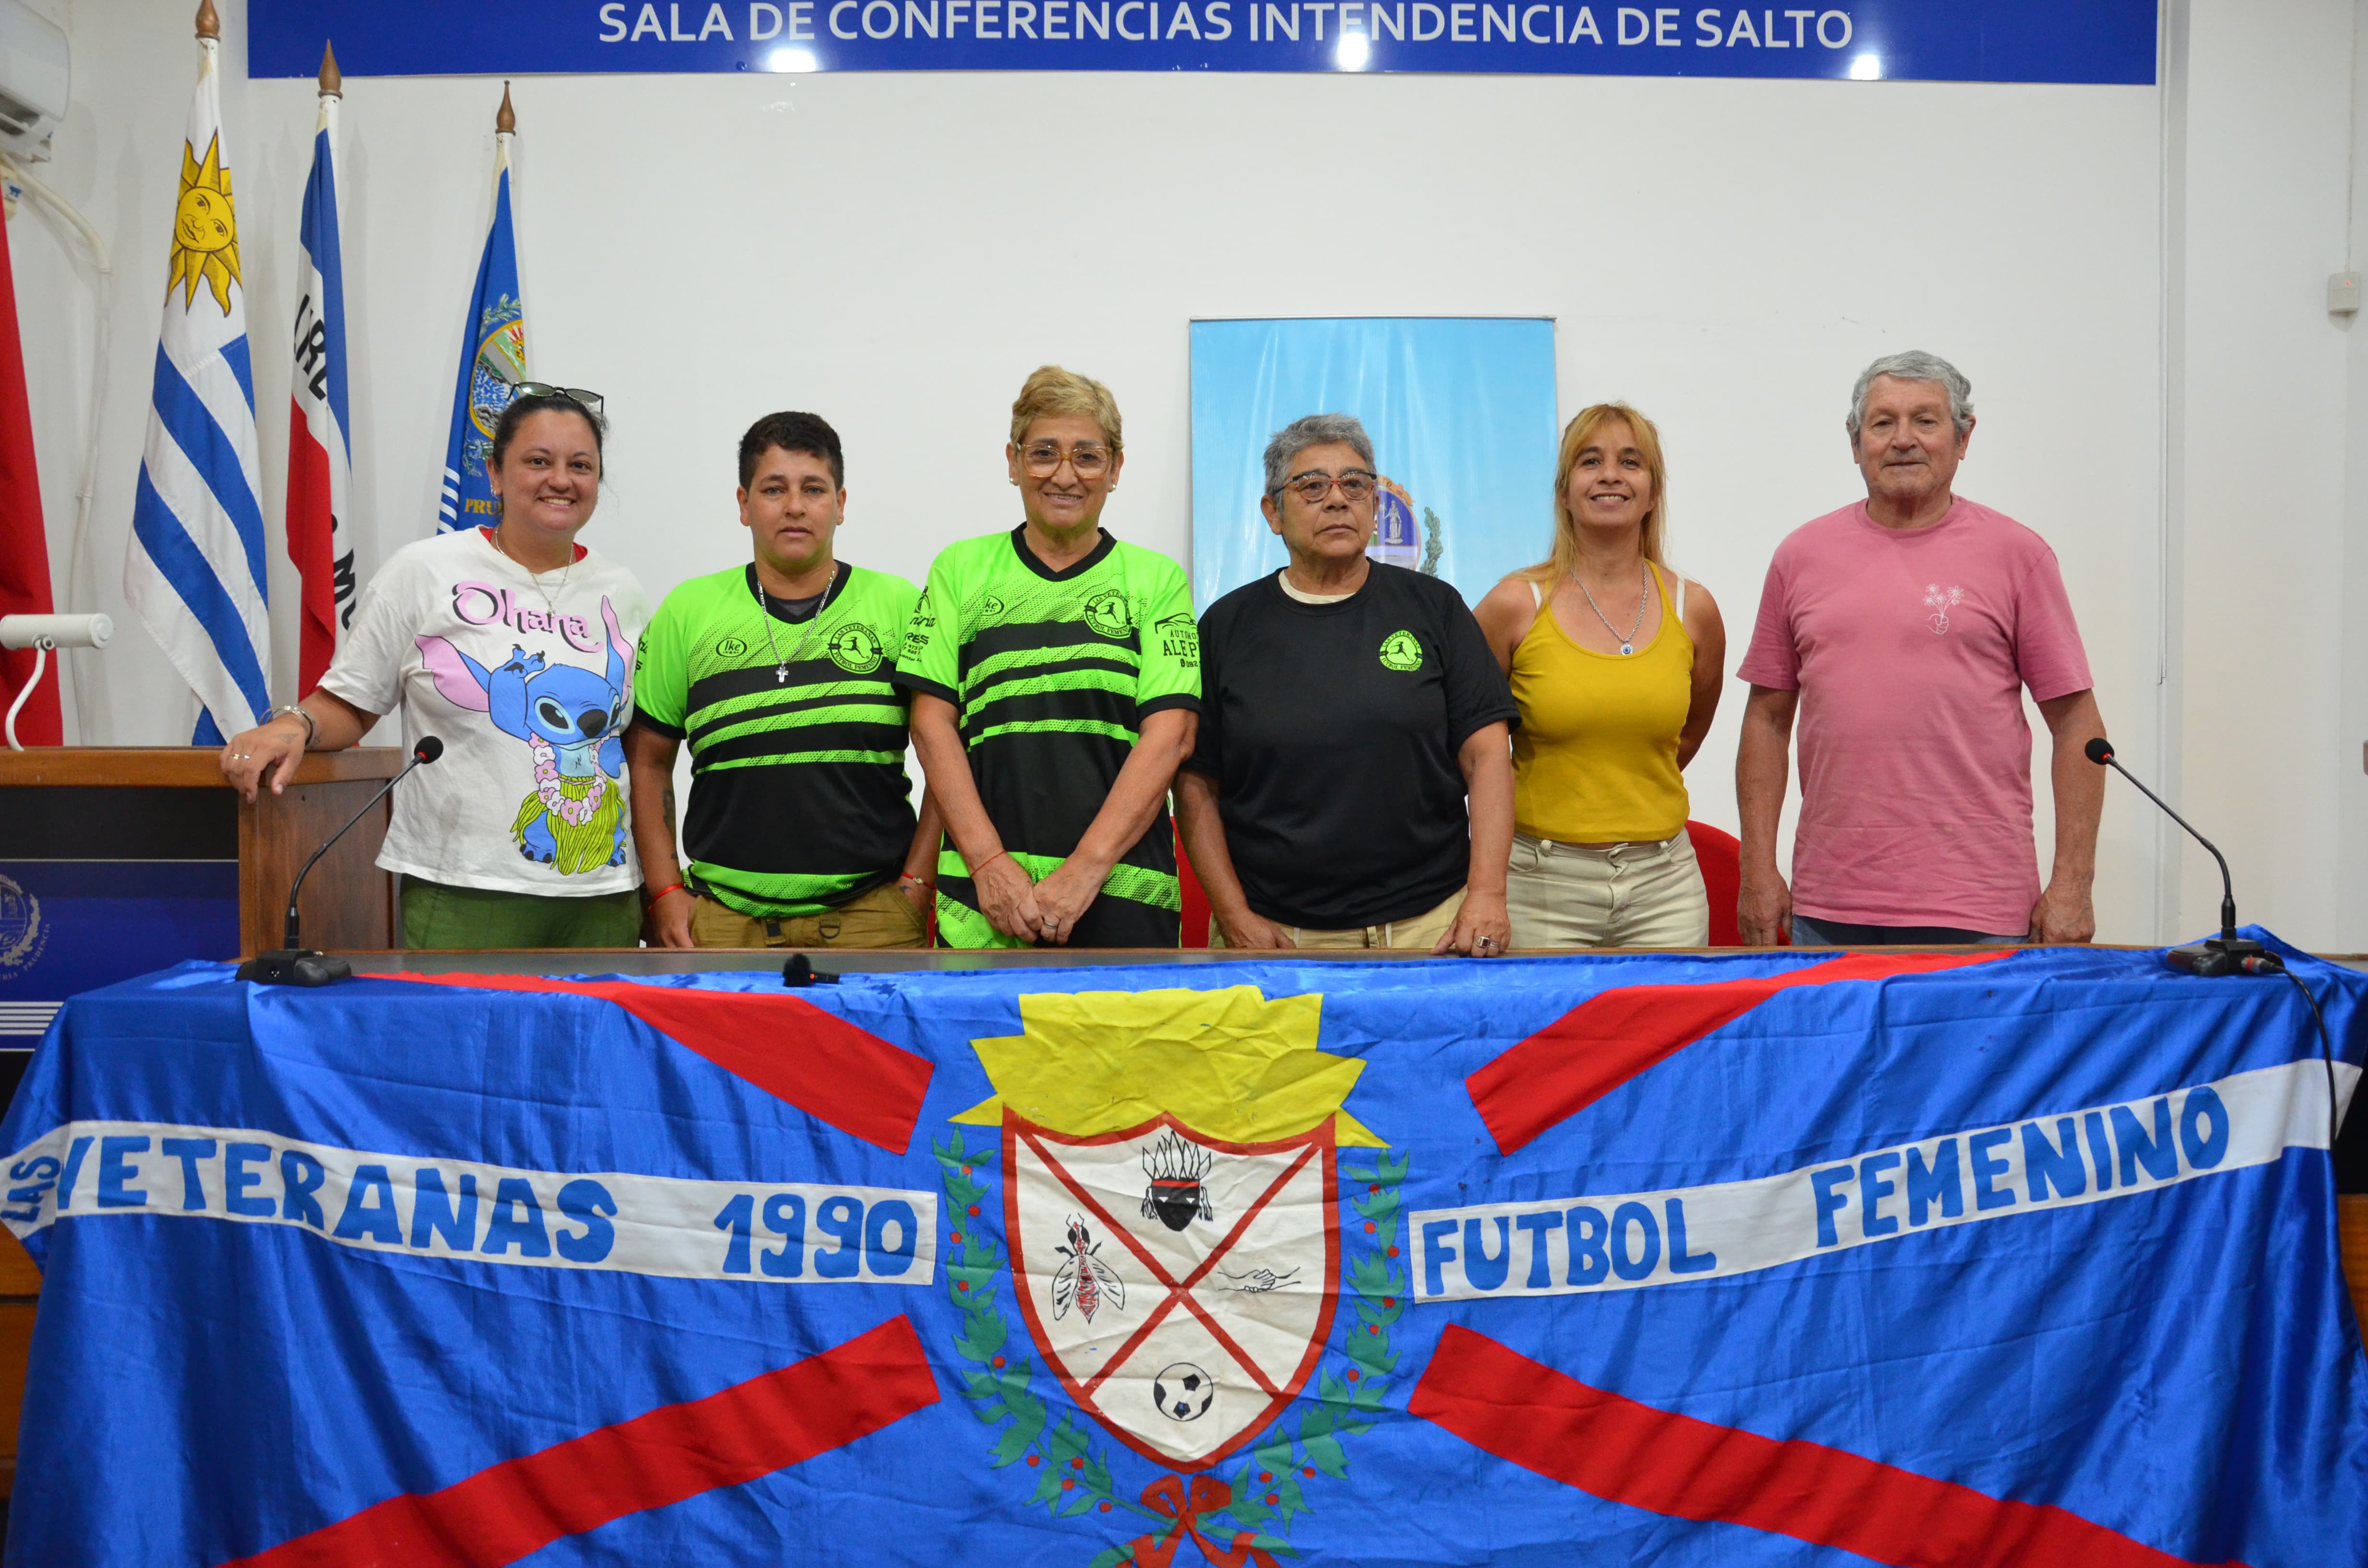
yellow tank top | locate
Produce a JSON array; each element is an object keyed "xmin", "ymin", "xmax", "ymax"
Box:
[{"xmin": 1511, "ymin": 562, "xmax": 1693, "ymax": 842}]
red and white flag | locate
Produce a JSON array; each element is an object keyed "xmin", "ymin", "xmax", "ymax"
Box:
[
  {"xmin": 0, "ymin": 201, "xmax": 60, "ymax": 744},
  {"xmin": 285, "ymin": 77, "xmax": 354, "ymax": 695}
]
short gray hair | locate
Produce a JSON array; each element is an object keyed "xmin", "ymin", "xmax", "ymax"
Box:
[
  {"xmin": 1263, "ymin": 413, "xmax": 1375, "ymax": 495},
  {"xmin": 1847, "ymin": 351, "xmax": 1973, "ymax": 440}
]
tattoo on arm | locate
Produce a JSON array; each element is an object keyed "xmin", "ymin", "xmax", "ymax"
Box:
[{"xmin": 662, "ymin": 777, "xmax": 677, "ymax": 837}]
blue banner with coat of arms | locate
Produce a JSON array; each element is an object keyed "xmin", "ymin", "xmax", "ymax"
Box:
[
  {"xmin": 438, "ymin": 139, "xmax": 528, "ymax": 533},
  {"xmin": 2, "ymin": 938, "xmax": 2365, "ymax": 1564},
  {"xmin": 1190, "ymin": 317, "xmax": 1561, "ymax": 614}
]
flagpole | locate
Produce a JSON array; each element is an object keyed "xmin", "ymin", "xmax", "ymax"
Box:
[
  {"xmin": 192, "ymin": 0, "xmax": 218, "ymax": 742},
  {"xmin": 286, "ymin": 39, "xmax": 353, "ymax": 696}
]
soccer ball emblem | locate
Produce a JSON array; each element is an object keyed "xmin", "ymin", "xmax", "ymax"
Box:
[{"xmin": 1152, "ymin": 1362, "xmax": 1215, "ymax": 1422}]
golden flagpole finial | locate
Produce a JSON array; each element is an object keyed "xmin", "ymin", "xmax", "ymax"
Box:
[
  {"xmin": 318, "ymin": 41, "xmax": 343, "ymax": 97},
  {"xmin": 495, "ymin": 81, "xmax": 516, "ymax": 134},
  {"xmin": 195, "ymin": 0, "xmax": 220, "ymax": 40}
]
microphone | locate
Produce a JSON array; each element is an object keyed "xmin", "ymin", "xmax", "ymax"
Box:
[
  {"xmin": 236, "ymin": 736, "xmax": 444, "ymax": 987},
  {"xmin": 2084, "ymin": 736, "xmax": 2270, "ymax": 977}
]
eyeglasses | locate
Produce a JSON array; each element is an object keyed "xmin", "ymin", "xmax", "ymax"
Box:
[
  {"xmin": 1274, "ymin": 469, "xmax": 1378, "ymax": 505},
  {"xmin": 512, "ymin": 382, "xmax": 605, "ymax": 416},
  {"xmin": 1019, "ymin": 441, "xmax": 1114, "ymax": 478}
]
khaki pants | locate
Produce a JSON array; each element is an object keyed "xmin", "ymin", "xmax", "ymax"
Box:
[
  {"xmin": 1209, "ymin": 888, "xmax": 1465, "ymax": 950},
  {"xmin": 688, "ymin": 882, "xmax": 927, "ymax": 949},
  {"xmin": 1504, "ymin": 829, "xmax": 1708, "ymax": 948}
]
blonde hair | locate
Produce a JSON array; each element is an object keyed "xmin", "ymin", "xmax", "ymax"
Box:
[
  {"xmin": 1520, "ymin": 402, "xmax": 1669, "ymax": 582},
  {"xmin": 1009, "ymin": 365, "xmax": 1123, "ymax": 451}
]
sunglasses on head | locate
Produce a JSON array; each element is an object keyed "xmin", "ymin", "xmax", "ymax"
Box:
[{"xmin": 512, "ymin": 382, "xmax": 604, "ymax": 416}]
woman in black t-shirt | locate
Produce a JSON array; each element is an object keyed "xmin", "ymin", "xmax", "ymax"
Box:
[{"xmin": 1174, "ymin": 413, "xmax": 1517, "ymax": 955}]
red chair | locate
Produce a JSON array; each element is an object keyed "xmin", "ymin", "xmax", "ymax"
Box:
[
  {"xmin": 1686, "ymin": 819, "xmax": 1758, "ymax": 946},
  {"xmin": 1178, "ymin": 823, "xmax": 1212, "ymax": 947},
  {"xmin": 1179, "ymin": 819, "xmax": 1764, "ymax": 949}
]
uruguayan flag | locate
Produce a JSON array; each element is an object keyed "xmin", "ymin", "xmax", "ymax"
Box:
[
  {"xmin": 437, "ymin": 136, "xmax": 526, "ymax": 532},
  {"xmin": 123, "ymin": 37, "xmax": 268, "ymax": 745}
]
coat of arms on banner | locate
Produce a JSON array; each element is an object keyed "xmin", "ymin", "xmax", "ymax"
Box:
[{"xmin": 938, "ymin": 986, "xmax": 1400, "ymax": 1564}]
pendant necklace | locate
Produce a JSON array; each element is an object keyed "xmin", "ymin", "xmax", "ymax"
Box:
[
  {"xmin": 1574, "ymin": 561, "xmax": 1651, "ymax": 656},
  {"xmin": 753, "ymin": 565, "xmax": 840, "ymax": 685},
  {"xmin": 492, "ymin": 523, "xmax": 573, "ymax": 616}
]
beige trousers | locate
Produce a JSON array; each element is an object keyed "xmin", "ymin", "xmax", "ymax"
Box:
[
  {"xmin": 688, "ymin": 882, "xmax": 928, "ymax": 949},
  {"xmin": 1209, "ymin": 888, "xmax": 1466, "ymax": 950},
  {"xmin": 1504, "ymin": 829, "xmax": 1708, "ymax": 949}
]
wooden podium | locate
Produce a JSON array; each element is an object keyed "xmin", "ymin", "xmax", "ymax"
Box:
[{"xmin": 0, "ymin": 746, "xmax": 406, "ymax": 980}]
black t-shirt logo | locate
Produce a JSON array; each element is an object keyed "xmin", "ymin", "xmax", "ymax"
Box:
[
  {"xmin": 828, "ymin": 622, "xmax": 886, "ymax": 674},
  {"xmin": 1084, "ymin": 589, "xmax": 1134, "ymax": 640},
  {"xmin": 1379, "ymin": 629, "xmax": 1424, "ymax": 672}
]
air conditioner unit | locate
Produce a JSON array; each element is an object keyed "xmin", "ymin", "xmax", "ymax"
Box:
[{"xmin": 0, "ymin": 0, "xmax": 67, "ymax": 164}]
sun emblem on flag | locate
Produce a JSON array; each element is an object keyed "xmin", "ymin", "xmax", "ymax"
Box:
[{"xmin": 168, "ymin": 134, "xmax": 241, "ymax": 315}]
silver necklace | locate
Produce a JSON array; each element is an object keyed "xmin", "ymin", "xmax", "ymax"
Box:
[
  {"xmin": 753, "ymin": 565, "xmax": 840, "ymax": 685},
  {"xmin": 1573, "ymin": 562, "xmax": 1651, "ymax": 655},
  {"xmin": 492, "ymin": 524, "xmax": 573, "ymax": 614}
]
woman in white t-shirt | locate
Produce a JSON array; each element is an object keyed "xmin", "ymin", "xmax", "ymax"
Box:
[{"xmin": 220, "ymin": 390, "xmax": 654, "ymax": 948}]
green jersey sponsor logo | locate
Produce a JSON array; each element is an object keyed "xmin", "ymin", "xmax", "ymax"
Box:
[
  {"xmin": 975, "ymin": 593, "xmax": 1006, "ymax": 621},
  {"xmin": 828, "ymin": 622, "xmax": 887, "ymax": 674},
  {"xmin": 1379, "ymin": 629, "xmax": 1424, "ymax": 671},
  {"xmin": 1084, "ymin": 589, "xmax": 1134, "ymax": 640},
  {"xmin": 1157, "ymin": 612, "xmax": 1199, "ymax": 668},
  {"xmin": 903, "ymin": 591, "xmax": 936, "ymax": 657},
  {"xmin": 716, "ymin": 635, "xmax": 749, "ymax": 660}
]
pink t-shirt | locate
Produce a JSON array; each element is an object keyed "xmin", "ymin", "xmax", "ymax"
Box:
[{"xmin": 1736, "ymin": 497, "xmax": 2093, "ymax": 932}]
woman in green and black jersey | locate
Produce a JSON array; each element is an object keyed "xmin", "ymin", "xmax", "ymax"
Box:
[
  {"xmin": 893, "ymin": 367, "xmax": 1201, "ymax": 949},
  {"xmin": 627, "ymin": 412, "xmax": 940, "ymax": 949}
]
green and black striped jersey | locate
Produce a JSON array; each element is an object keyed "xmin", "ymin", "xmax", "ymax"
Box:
[
  {"xmin": 632, "ymin": 562, "xmax": 919, "ymax": 919},
  {"xmin": 891, "ymin": 526, "xmax": 1200, "ymax": 948}
]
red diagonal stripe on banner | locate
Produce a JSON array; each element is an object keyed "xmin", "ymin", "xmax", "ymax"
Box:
[
  {"xmin": 219, "ymin": 1314, "xmax": 938, "ymax": 1568},
  {"xmin": 1468, "ymin": 951, "xmax": 2005, "ymax": 1154},
  {"xmin": 1410, "ymin": 1324, "xmax": 2248, "ymax": 1568},
  {"xmin": 390, "ymin": 972, "xmax": 931, "ymax": 1153}
]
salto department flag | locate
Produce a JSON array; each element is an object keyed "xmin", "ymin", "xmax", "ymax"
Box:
[
  {"xmin": 0, "ymin": 200, "xmax": 60, "ymax": 745},
  {"xmin": 437, "ymin": 132, "xmax": 525, "ymax": 532},
  {"xmin": 285, "ymin": 86, "xmax": 355, "ymax": 697},
  {"xmin": 123, "ymin": 36, "xmax": 268, "ymax": 745}
]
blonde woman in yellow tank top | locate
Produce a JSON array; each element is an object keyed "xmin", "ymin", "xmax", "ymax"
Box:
[{"xmin": 1474, "ymin": 404, "xmax": 1727, "ymax": 947}]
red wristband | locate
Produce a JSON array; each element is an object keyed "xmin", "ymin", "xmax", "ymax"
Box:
[{"xmin": 645, "ymin": 882, "xmax": 688, "ymax": 906}]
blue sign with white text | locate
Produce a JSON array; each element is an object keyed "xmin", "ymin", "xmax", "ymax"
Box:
[{"xmin": 249, "ymin": 0, "xmax": 2155, "ymax": 83}]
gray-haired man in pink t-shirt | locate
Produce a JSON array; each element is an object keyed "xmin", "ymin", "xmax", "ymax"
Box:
[{"xmin": 1734, "ymin": 351, "xmax": 2108, "ymax": 947}]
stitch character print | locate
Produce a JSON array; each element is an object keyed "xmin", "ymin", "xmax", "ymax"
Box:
[
  {"xmin": 1923, "ymin": 584, "xmax": 1966, "ymax": 636},
  {"xmin": 415, "ymin": 596, "xmax": 634, "ymax": 875}
]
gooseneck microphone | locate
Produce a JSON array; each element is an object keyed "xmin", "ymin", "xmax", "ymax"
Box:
[
  {"xmin": 2082, "ymin": 736, "xmax": 2258, "ymax": 970},
  {"xmin": 237, "ymin": 736, "xmax": 444, "ymax": 987},
  {"xmin": 2086, "ymin": 738, "xmax": 2348, "ymax": 1160}
]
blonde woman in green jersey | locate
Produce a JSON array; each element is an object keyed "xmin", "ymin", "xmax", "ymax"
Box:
[
  {"xmin": 625, "ymin": 412, "xmax": 941, "ymax": 949},
  {"xmin": 893, "ymin": 367, "xmax": 1201, "ymax": 948}
]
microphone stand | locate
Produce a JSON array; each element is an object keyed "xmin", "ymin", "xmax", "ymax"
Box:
[
  {"xmin": 2086, "ymin": 739, "xmax": 2350, "ymax": 1164},
  {"xmin": 2084, "ymin": 738, "xmax": 2267, "ymax": 976},
  {"xmin": 237, "ymin": 738, "xmax": 443, "ymax": 987}
]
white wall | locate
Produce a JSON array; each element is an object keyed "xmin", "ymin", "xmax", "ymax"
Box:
[
  {"xmin": 2171, "ymin": 0, "xmax": 2365, "ymax": 951},
  {"xmin": 14, "ymin": 0, "xmax": 2302, "ymax": 948}
]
